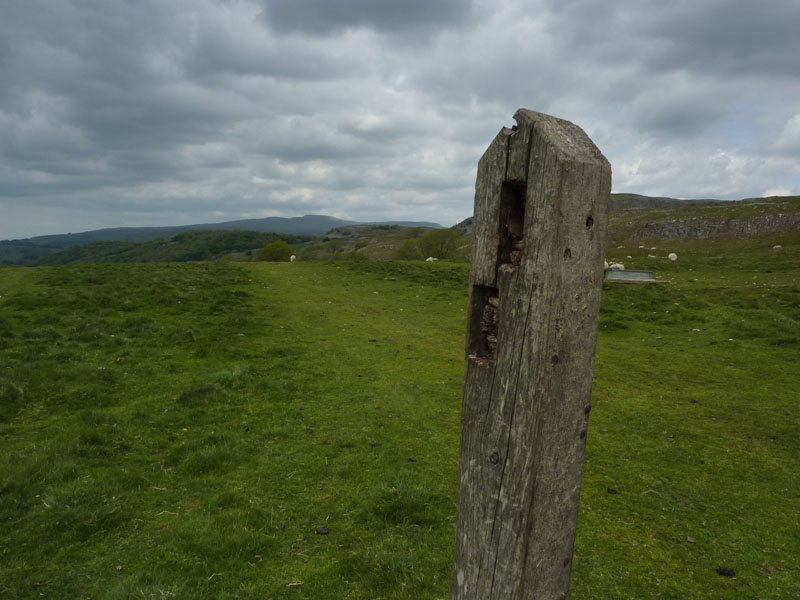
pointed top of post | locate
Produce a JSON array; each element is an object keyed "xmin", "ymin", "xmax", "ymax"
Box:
[{"xmin": 512, "ymin": 108, "xmax": 610, "ymax": 167}]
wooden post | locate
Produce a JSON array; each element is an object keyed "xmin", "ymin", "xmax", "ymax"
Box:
[{"xmin": 452, "ymin": 109, "xmax": 611, "ymax": 600}]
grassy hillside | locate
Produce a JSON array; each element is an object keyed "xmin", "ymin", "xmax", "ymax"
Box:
[
  {"xmin": 299, "ymin": 196, "xmax": 800, "ymax": 263},
  {"xmin": 31, "ymin": 230, "xmax": 315, "ymax": 266},
  {"xmin": 0, "ymin": 240, "xmax": 60, "ymax": 265},
  {"xmin": 1, "ymin": 235, "xmax": 798, "ymax": 598},
  {"xmin": 609, "ymin": 193, "xmax": 726, "ymax": 210},
  {"xmin": 300, "ymin": 225, "xmax": 471, "ymax": 262}
]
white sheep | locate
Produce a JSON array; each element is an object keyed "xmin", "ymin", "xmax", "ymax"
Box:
[
  {"xmin": 668, "ymin": 253, "xmax": 677, "ymax": 262},
  {"xmin": 608, "ymin": 262, "xmax": 625, "ymax": 271},
  {"xmin": 426, "ymin": 257, "xmax": 438, "ymax": 262},
  {"xmin": 290, "ymin": 255, "xmax": 296, "ymax": 262},
  {"xmin": 603, "ymin": 260, "xmax": 609, "ymax": 271}
]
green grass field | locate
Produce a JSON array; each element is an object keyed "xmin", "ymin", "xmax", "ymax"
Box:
[{"xmin": 1, "ymin": 238, "xmax": 798, "ymax": 599}]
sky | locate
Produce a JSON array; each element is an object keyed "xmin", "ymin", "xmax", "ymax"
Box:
[{"xmin": 2, "ymin": 0, "xmax": 800, "ymax": 240}]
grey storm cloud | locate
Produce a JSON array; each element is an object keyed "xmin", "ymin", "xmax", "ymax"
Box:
[
  {"xmin": 258, "ymin": 0, "xmax": 475, "ymax": 35},
  {"xmin": 641, "ymin": 0, "xmax": 800, "ymax": 77},
  {"xmin": 543, "ymin": 0, "xmax": 800, "ymax": 75},
  {"xmin": 0, "ymin": 0, "xmax": 799, "ymax": 239}
]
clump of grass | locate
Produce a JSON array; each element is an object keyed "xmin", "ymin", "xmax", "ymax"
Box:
[
  {"xmin": 176, "ymin": 383, "xmax": 219, "ymax": 406},
  {"xmin": 0, "ymin": 379, "xmax": 25, "ymax": 422},
  {"xmin": 367, "ymin": 481, "xmax": 454, "ymax": 527}
]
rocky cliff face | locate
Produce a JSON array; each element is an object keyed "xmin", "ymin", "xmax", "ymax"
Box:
[
  {"xmin": 452, "ymin": 217, "xmax": 473, "ymax": 235},
  {"xmin": 607, "ymin": 195, "xmax": 800, "ymax": 242},
  {"xmin": 633, "ymin": 212, "xmax": 800, "ymax": 240}
]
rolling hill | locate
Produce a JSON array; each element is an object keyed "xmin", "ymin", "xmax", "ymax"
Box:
[
  {"xmin": 0, "ymin": 216, "xmax": 442, "ymax": 265},
  {"xmin": 3, "ymin": 194, "xmax": 799, "ymax": 266},
  {"xmin": 30, "ymin": 230, "xmax": 315, "ymax": 266}
]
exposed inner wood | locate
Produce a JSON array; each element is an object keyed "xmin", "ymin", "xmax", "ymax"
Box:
[
  {"xmin": 467, "ymin": 285, "xmax": 499, "ymax": 361},
  {"xmin": 498, "ymin": 181, "xmax": 526, "ymax": 268}
]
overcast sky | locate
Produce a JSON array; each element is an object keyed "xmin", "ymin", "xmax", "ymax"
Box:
[{"xmin": 2, "ymin": 0, "xmax": 800, "ymax": 239}]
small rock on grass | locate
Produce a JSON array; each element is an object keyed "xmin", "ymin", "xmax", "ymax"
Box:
[
  {"xmin": 315, "ymin": 526, "xmax": 329, "ymax": 535},
  {"xmin": 716, "ymin": 566, "xmax": 735, "ymax": 577}
]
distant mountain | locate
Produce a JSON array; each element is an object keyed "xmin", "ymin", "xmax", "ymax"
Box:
[{"xmin": 14, "ymin": 215, "xmax": 357, "ymax": 250}]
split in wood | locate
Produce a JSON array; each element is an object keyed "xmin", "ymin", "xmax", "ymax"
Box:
[
  {"xmin": 481, "ymin": 299, "xmax": 499, "ymax": 358},
  {"xmin": 498, "ymin": 181, "xmax": 526, "ymax": 267}
]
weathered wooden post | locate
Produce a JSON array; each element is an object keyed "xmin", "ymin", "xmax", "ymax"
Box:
[{"xmin": 452, "ymin": 109, "xmax": 611, "ymax": 599}]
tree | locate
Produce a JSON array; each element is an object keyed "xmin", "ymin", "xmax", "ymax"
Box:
[
  {"xmin": 418, "ymin": 228, "xmax": 461, "ymax": 259},
  {"xmin": 259, "ymin": 240, "xmax": 293, "ymax": 262},
  {"xmin": 394, "ymin": 239, "xmax": 422, "ymax": 260}
]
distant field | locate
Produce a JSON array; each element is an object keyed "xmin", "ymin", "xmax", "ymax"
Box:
[{"xmin": 0, "ymin": 236, "xmax": 798, "ymax": 598}]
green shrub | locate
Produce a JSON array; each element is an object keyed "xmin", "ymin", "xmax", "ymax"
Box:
[
  {"xmin": 418, "ymin": 228, "xmax": 461, "ymax": 259},
  {"xmin": 394, "ymin": 239, "xmax": 422, "ymax": 260},
  {"xmin": 258, "ymin": 240, "xmax": 293, "ymax": 262},
  {"xmin": 405, "ymin": 227, "xmax": 427, "ymax": 239}
]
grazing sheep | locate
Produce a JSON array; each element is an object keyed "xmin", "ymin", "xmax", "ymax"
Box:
[
  {"xmin": 608, "ymin": 262, "xmax": 625, "ymax": 271},
  {"xmin": 426, "ymin": 257, "xmax": 438, "ymax": 262},
  {"xmin": 773, "ymin": 245, "xmax": 782, "ymax": 250},
  {"xmin": 668, "ymin": 253, "xmax": 677, "ymax": 262},
  {"xmin": 290, "ymin": 255, "xmax": 296, "ymax": 262}
]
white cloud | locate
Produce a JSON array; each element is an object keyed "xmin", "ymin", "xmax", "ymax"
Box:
[
  {"xmin": 762, "ymin": 187, "xmax": 792, "ymax": 197},
  {"xmin": 774, "ymin": 114, "xmax": 800, "ymax": 153}
]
